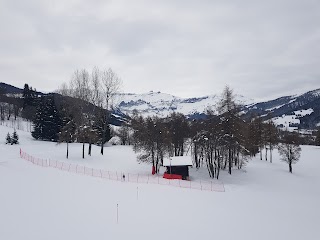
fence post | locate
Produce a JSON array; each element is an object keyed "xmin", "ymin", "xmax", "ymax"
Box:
[{"xmin": 117, "ymin": 204, "xmax": 119, "ymax": 224}]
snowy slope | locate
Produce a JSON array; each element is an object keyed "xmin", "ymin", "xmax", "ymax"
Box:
[
  {"xmin": 272, "ymin": 108, "xmax": 314, "ymax": 132},
  {"xmin": 1, "ymin": 124, "xmax": 320, "ymax": 240},
  {"xmin": 116, "ymin": 89, "xmax": 320, "ymax": 130},
  {"xmin": 116, "ymin": 91, "xmax": 253, "ymax": 118}
]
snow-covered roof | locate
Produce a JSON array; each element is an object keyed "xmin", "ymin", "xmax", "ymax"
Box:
[{"xmin": 163, "ymin": 156, "xmax": 193, "ymax": 167}]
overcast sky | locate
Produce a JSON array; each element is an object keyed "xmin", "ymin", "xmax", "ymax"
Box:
[{"xmin": 1, "ymin": 0, "xmax": 319, "ymax": 101}]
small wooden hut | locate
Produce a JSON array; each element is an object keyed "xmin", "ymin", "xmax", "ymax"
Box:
[{"xmin": 163, "ymin": 156, "xmax": 193, "ymax": 180}]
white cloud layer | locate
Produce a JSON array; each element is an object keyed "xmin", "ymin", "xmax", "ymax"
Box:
[{"xmin": 1, "ymin": 0, "xmax": 319, "ymax": 101}]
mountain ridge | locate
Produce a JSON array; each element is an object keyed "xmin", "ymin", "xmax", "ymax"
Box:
[{"xmin": 1, "ymin": 82, "xmax": 319, "ymax": 129}]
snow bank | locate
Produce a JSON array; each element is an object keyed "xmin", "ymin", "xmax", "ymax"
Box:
[{"xmin": 1, "ymin": 124, "xmax": 320, "ymax": 240}]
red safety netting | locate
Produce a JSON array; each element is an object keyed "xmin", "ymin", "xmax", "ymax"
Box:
[{"xmin": 19, "ymin": 148, "xmax": 225, "ymax": 192}]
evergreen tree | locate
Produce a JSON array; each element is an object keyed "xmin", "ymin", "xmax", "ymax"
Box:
[
  {"xmin": 22, "ymin": 84, "xmax": 38, "ymax": 120},
  {"xmin": 11, "ymin": 130, "xmax": 19, "ymax": 144},
  {"xmin": 31, "ymin": 97, "xmax": 45, "ymax": 140},
  {"xmin": 22, "ymin": 83, "xmax": 36, "ymax": 108},
  {"xmin": 5, "ymin": 132, "xmax": 11, "ymax": 144},
  {"xmin": 32, "ymin": 95, "xmax": 62, "ymax": 141}
]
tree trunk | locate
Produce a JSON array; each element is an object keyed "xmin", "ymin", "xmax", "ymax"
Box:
[
  {"xmin": 100, "ymin": 142, "xmax": 104, "ymax": 155},
  {"xmin": 218, "ymin": 150, "xmax": 221, "ymax": 179},
  {"xmin": 194, "ymin": 143, "xmax": 199, "ymax": 169},
  {"xmin": 66, "ymin": 142, "xmax": 69, "ymax": 159},
  {"xmin": 270, "ymin": 145, "xmax": 272, "ymax": 163},
  {"xmin": 82, "ymin": 143, "xmax": 85, "ymax": 159},
  {"xmin": 260, "ymin": 147, "xmax": 262, "ymax": 160},
  {"xmin": 88, "ymin": 142, "xmax": 92, "ymax": 156},
  {"xmin": 265, "ymin": 147, "xmax": 267, "ymax": 161},
  {"xmin": 228, "ymin": 147, "xmax": 232, "ymax": 175},
  {"xmin": 100, "ymin": 127, "xmax": 104, "ymax": 155},
  {"xmin": 289, "ymin": 163, "xmax": 292, "ymax": 173}
]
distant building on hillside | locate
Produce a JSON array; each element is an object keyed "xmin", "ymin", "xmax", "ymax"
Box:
[{"xmin": 163, "ymin": 156, "xmax": 193, "ymax": 180}]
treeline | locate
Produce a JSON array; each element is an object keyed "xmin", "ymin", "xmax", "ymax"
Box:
[
  {"xmin": 21, "ymin": 67, "xmax": 122, "ymax": 158},
  {"xmin": 130, "ymin": 86, "xmax": 280, "ymax": 178},
  {"xmin": 0, "ymin": 85, "xmax": 22, "ymax": 121}
]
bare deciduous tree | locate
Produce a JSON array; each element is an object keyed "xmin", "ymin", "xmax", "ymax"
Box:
[
  {"xmin": 278, "ymin": 131, "xmax": 301, "ymax": 173},
  {"xmin": 99, "ymin": 68, "xmax": 122, "ymax": 155}
]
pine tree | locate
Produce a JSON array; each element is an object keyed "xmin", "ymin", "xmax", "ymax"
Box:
[
  {"xmin": 22, "ymin": 83, "xmax": 36, "ymax": 108},
  {"xmin": 31, "ymin": 97, "xmax": 45, "ymax": 140},
  {"xmin": 5, "ymin": 132, "xmax": 11, "ymax": 144},
  {"xmin": 11, "ymin": 130, "xmax": 19, "ymax": 144},
  {"xmin": 32, "ymin": 95, "xmax": 62, "ymax": 141}
]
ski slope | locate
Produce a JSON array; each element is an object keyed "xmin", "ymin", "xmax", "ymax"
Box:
[{"xmin": 0, "ymin": 123, "xmax": 320, "ymax": 240}]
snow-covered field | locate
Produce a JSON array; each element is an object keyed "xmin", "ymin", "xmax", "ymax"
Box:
[
  {"xmin": 1, "ymin": 123, "xmax": 320, "ymax": 240},
  {"xmin": 272, "ymin": 108, "xmax": 314, "ymax": 131}
]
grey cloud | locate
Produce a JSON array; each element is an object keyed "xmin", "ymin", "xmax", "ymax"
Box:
[{"xmin": 0, "ymin": 0, "xmax": 320, "ymax": 101}]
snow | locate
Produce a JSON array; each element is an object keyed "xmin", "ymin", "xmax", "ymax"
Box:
[
  {"xmin": 1, "ymin": 123, "xmax": 320, "ymax": 240},
  {"xmin": 265, "ymin": 103, "xmax": 286, "ymax": 111},
  {"xmin": 272, "ymin": 108, "xmax": 314, "ymax": 131},
  {"xmin": 294, "ymin": 108, "xmax": 314, "ymax": 116},
  {"xmin": 272, "ymin": 115, "xmax": 300, "ymax": 131},
  {"xmin": 163, "ymin": 156, "xmax": 193, "ymax": 166},
  {"xmin": 310, "ymin": 89, "xmax": 320, "ymax": 97},
  {"xmin": 117, "ymin": 92, "xmax": 253, "ymax": 118}
]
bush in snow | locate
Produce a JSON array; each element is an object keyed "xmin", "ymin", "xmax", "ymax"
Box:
[
  {"xmin": 108, "ymin": 136, "xmax": 121, "ymax": 145},
  {"xmin": 5, "ymin": 132, "xmax": 11, "ymax": 144},
  {"xmin": 11, "ymin": 130, "xmax": 19, "ymax": 144},
  {"xmin": 5, "ymin": 130, "xmax": 19, "ymax": 145}
]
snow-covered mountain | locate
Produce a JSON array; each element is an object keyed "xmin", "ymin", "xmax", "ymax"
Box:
[
  {"xmin": 115, "ymin": 89, "xmax": 320, "ymax": 130},
  {"xmin": 2, "ymin": 82, "xmax": 320, "ymax": 129},
  {"xmin": 242, "ymin": 88, "xmax": 320, "ymax": 130},
  {"xmin": 116, "ymin": 91, "xmax": 253, "ymax": 118}
]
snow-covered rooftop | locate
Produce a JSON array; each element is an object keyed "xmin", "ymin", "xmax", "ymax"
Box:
[{"xmin": 163, "ymin": 156, "xmax": 193, "ymax": 167}]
